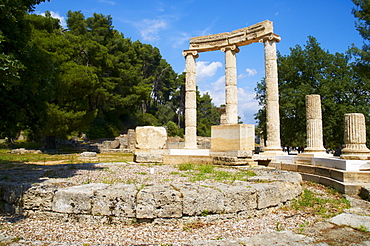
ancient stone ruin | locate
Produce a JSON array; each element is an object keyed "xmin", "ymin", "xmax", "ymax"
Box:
[
  {"xmin": 341, "ymin": 113, "xmax": 370, "ymax": 160},
  {"xmin": 183, "ymin": 20, "xmax": 282, "ymax": 155},
  {"xmin": 0, "ymin": 167, "xmax": 302, "ymax": 224}
]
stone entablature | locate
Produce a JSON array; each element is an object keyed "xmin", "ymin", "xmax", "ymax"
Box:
[{"xmin": 188, "ymin": 20, "xmax": 279, "ymax": 52}]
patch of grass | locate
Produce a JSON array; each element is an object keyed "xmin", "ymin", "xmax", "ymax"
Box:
[
  {"xmin": 12, "ymin": 237, "xmax": 21, "ymax": 243},
  {"xmin": 291, "ymin": 182, "xmax": 350, "ymax": 219},
  {"xmin": 196, "ymin": 164, "xmax": 214, "ymax": 173},
  {"xmin": 102, "ymin": 177, "xmax": 120, "ymax": 184},
  {"xmin": 201, "ymin": 209, "xmax": 209, "ymax": 216},
  {"xmin": 356, "ymin": 225, "xmax": 369, "ymax": 233},
  {"xmin": 0, "ymin": 145, "xmax": 134, "ymax": 168},
  {"xmin": 178, "ymin": 163, "xmax": 257, "ymax": 183},
  {"xmin": 138, "ymin": 172, "xmax": 148, "ymax": 175},
  {"xmin": 178, "ymin": 163, "xmax": 195, "ymax": 171},
  {"xmin": 275, "ymin": 221, "xmax": 284, "ymax": 231},
  {"xmin": 298, "ymin": 221, "xmax": 310, "ymax": 234},
  {"xmin": 169, "ymin": 171, "xmax": 181, "ymax": 175}
]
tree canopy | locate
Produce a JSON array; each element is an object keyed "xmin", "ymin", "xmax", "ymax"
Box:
[
  {"xmin": 0, "ymin": 4, "xmax": 220, "ymax": 145},
  {"xmin": 255, "ymin": 36, "xmax": 370, "ymax": 149}
]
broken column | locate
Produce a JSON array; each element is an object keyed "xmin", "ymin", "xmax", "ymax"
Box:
[
  {"xmin": 304, "ymin": 94, "xmax": 326, "ymax": 154},
  {"xmin": 341, "ymin": 113, "xmax": 370, "ymax": 160},
  {"xmin": 261, "ymin": 35, "xmax": 283, "ymax": 153},
  {"xmin": 182, "ymin": 50, "xmax": 199, "ymax": 149},
  {"xmin": 221, "ymin": 45, "xmax": 239, "ymax": 125}
]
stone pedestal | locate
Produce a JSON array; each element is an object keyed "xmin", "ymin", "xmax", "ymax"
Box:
[
  {"xmin": 183, "ymin": 50, "xmax": 199, "ymax": 149},
  {"xmin": 211, "ymin": 124, "xmax": 254, "ymax": 151},
  {"xmin": 341, "ymin": 113, "xmax": 370, "ymax": 160},
  {"xmin": 221, "ymin": 45, "xmax": 239, "ymax": 125},
  {"xmin": 211, "ymin": 124, "xmax": 256, "ymax": 165},
  {"xmin": 260, "ymin": 36, "xmax": 283, "ymax": 154},
  {"xmin": 304, "ymin": 94, "xmax": 326, "ymax": 155}
]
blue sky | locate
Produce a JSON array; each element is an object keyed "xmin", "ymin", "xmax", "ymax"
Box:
[{"xmin": 35, "ymin": 0, "xmax": 363, "ymax": 124}]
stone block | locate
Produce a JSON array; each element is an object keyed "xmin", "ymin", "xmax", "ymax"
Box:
[
  {"xmin": 276, "ymin": 182, "xmax": 302, "ymax": 203},
  {"xmin": 176, "ymin": 184, "xmax": 224, "ymax": 216},
  {"xmin": 79, "ymin": 151, "xmax": 97, "ymax": 158},
  {"xmin": 135, "ymin": 126, "xmax": 167, "ymax": 149},
  {"xmin": 136, "ymin": 185, "xmax": 182, "ymax": 219},
  {"xmin": 211, "ymin": 124, "xmax": 254, "ymax": 151},
  {"xmin": 297, "ymin": 164, "xmax": 315, "ymax": 174},
  {"xmin": 213, "ymin": 156, "xmax": 253, "ymax": 166},
  {"xmin": 92, "ymin": 184, "xmax": 136, "ymax": 217},
  {"xmin": 52, "ymin": 184, "xmax": 109, "ymax": 214},
  {"xmin": 110, "ymin": 140, "xmax": 120, "ymax": 149},
  {"xmin": 281, "ymin": 163, "xmax": 298, "ymax": 172},
  {"xmin": 249, "ymin": 183, "xmax": 280, "ymax": 209},
  {"xmin": 163, "ymin": 155, "xmax": 213, "ymax": 165},
  {"xmin": 23, "ymin": 185, "xmax": 57, "ymax": 211},
  {"xmin": 210, "ymin": 183, "xmax": 257, "ymax": 213},
  {"xmin": 134, "ymin": 149, "xmax": 166, "ymax": 163},
  {"xmin": 0, "ymin": 182, "xmax": 25, "ymax": 205}
]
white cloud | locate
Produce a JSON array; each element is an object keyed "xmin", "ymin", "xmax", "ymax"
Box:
[
  {"xmin": 198, "ymin": 76, "xmax": 259, "ymax": 123},
  {"xmin": 171, "ymin": 31, "xmax": 191, "ymax": 48},
  {"xmin": 201, "ymin": 76, "xmax": 225, "ymax": 106},
  {"xmin": 99, "ymin": 0, "xmax": 116, "ymax": 5},
  {"xmin": 137, "ymin": 19, "xmax": 168, "ymax": 42},
  {"xmin": 237, "ymin": 87, "xmax": 260, "ymax": 124},
  {"xmin": 246, "ymin": 68, "xmax": 257, "ymax": 77},
  {"xmin": 40, "ymin": 11, "xmax": 67, "ymax": 28},
  {"xmin": 238, "ymin": 68, "xmax": 258, "ymax": 80},
  {"xmin": 196, "ymin": 61, "xmax": 222, "ymax": 81}
]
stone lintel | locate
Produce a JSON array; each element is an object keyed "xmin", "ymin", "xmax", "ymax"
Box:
[{"xmin": 188, "ymin": 20, "xmax": 279, "ymax": 53}]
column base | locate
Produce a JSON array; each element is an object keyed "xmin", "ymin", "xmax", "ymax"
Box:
[
  {"xmin": 298, "ymin": 152, "xmax": 332, "ymax": 158},
  {"xmin": 341, "ymin": 147, "xmax": 370, "ymax": 160},
  {"xmin": 260, "ymin": 150, "xmax": 286, "ymax": 156}
]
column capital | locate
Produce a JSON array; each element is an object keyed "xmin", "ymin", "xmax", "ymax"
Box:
[
  {"xmin": 221, "ymin": 44, "xmax": 240, "ymax": 53},
  {"xmin": 259, "ymin": 34, "xmax": 281, "ymax": 43},
  {"xmin": 182, "ymin": 50, "xmax": 199, "ymax": 58}
]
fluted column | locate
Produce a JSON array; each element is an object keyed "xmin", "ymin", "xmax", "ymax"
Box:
[
  {"xmin": 182, "ymin": 50, "xmax": 199, "ymax": 149},
  {"xmin": 341, "ymin": 113, "xmax": 370, "ymax": 160},
  {"xmin": 305, "ymin": 95, "xmax": 326, "ymax": 153},
  {"xmin": 261, "ymin": 35, "xmax": 282, "ymax": 152},
  {"xmin": 221, "ymin": 45, "xmax": 240, "ymax": 125}
]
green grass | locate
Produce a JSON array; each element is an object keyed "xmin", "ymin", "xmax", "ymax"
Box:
[
  {"xmin": 178, "ymin": 163, "xmax": 196, "ymax": 171},
  {"xmin": 291, "ymin": 185, "xmax": 350, "ymax": 218},
  {"xmin": 177, "ymin": 163, "xmax": 256, "ymax": 183},
  {"xmin": 0, "ymin": 147, "xmax": 133, "ymax": 168}
]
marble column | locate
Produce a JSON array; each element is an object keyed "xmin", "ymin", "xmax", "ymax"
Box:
[
  {"xmin": 305, "ymin": 94, "xmax": 326, "ymax": 153},
  {"xmin": 221, "ymin": 45, "xmax": 240, "ymax": 125},
  {"xmin": 261, "ymin": 35, "xmax": 282, "ymax": 153},
  {"xmin": 182, "ymin": 50, "xmax": 199, "ymax": 149},
  {"xmin": 341, "ymin": 113, "xmax": 370, "ymax": 160}
]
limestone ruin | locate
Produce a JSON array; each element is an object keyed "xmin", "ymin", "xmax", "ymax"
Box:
[
  {"xmin": 341, "ymin": 113, "xmax": 370, "ymax": 160},
  {"xmin": 183, "ymin": 20, "xmax": 282, "ymax": 155}
]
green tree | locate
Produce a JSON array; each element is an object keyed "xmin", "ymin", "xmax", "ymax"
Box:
[
  {"xmin": 197, "ymin": 91, "xmax": 220, "ymax": 137},
  {"xmin": 350, "ymin": 0, "xmax": 370, "ymax": 146},
  {"xmin": 351, "ymin": 0, "xmax": 370, "ymax": 79},
  {"xmin": 255, "ymin": 37, "xmax": 369, "ymax": 149},
  {"xmin": 0, "ymin": 0, "xmax": 50, "ymax": 139}
]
